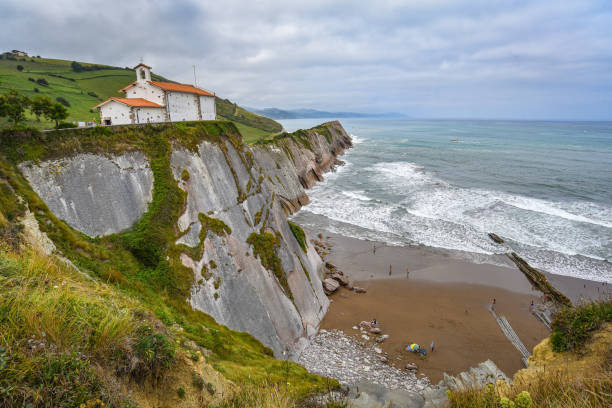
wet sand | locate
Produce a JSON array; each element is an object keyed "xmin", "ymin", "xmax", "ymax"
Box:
[{"xmin": 316, "ymin": 233, "xmax": 610, "ymax": 383}]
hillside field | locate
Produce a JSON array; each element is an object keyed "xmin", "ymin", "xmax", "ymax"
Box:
[{"xmin": 0, "ymin": 55, "xmax": 281, "ymax": 142}]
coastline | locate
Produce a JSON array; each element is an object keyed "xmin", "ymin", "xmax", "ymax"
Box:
[{"xmin": 305, "ymin": 231, "xmax": 611, "ymax": 384}]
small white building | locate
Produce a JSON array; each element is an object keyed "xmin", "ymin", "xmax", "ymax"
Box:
[{"xmin": 93, "ymin": 63, "xmax": 216, "ymax": 125}]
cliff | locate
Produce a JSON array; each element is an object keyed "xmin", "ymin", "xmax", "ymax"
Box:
[{"xmin": 8, "ymin": 120, "xmax": 352, "ymax": 357}]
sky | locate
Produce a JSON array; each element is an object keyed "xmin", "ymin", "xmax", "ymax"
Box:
[{"xmin": 2, "ymin": 0, "xmax": 612, "ymax": 120}]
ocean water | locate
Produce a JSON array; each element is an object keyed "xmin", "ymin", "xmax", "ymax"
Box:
[{"xmin": 282, "ymin": 119, "xmax": 612, "ymax": 283}]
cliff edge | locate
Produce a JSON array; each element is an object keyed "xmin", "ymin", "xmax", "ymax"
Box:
[{"xmin": 10, "ymin": 120, "xmax": 351, "ymax": 357}]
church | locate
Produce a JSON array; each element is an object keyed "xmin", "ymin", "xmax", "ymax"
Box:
[{"xmin": 93, "ymin": 63, "xmax": 216, "ymax": 125}]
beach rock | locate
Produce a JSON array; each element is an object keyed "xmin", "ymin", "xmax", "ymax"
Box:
[
  {"xmin": 354, "ymin": 286, "xmax": 367, "ymax": 294},
  {"xmin": 359, "ymin": 321, "xmax": 374, "ymax": 329},
  {"xmin": 369, "ymin": 327, "xmax": 382, "ymax": 334},
  {"xmin": 405, "ymin": 363, "xmax": 418, "ymax": 371},
  {"xmin": 376, "ymin": 334, "xmax": 390, "ymax": 343},
  {"xmin": 298, "ymin": 330, "xmax": 429, "ymax": 393},
  {"xmin": 488, "ymin": 233, "xmax": 504, "ymax": 244},
  {"xmin": 323, "ymin": 278, "xmax": 340, "ymax": 295},
  {"xmin": 325, "ymin": 261, "xmax": 338, "ymax": 271},
  {"xmin": 361, "ymin": 334, "xmax": 370, "ymax": 341},
  {"xmin": 374, "ymin": 347, "xmax": 382, "ymax": 354},
  {"xmin": 352, "ymin": 326, "xmax": 359, "ymax": 330},
  {"xmin": 331, "ymin": 273, "xmax": 349, "ymax": 286}
]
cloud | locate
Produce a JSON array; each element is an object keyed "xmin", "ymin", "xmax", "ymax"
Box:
[{"xmin": 1, "ymin": 0, "xmax": 611, "ymax": 119}]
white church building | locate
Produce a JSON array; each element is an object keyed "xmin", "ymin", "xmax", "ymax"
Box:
[{"xmin": 93, "ymin": 63, "xmax": 216, "ymax": 125}]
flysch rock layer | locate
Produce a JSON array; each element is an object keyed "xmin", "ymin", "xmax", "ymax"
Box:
[
  {"xmin": 18, "ymin": 121, "xmax": 352, "ymax": 358},
  {"xmin": 19, "ymin": 152, "xmax": 153, "ymax": 237}
]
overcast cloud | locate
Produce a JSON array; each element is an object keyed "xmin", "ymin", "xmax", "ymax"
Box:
[{"xmin": 2, "ymin": 0, "xmax": 611, "ymax": 119}]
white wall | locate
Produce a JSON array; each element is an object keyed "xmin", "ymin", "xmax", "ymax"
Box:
[
  {"xmin": 135, "ymin": 107, "xmax": 165, "ymax": 123},
  {"xmin": 125, "ymin": 82, "xmax": 165, "ymax": 104},
  {"xmin": 99, "ymin": 101, "xmax": 132, "ymax": 125},
  {"xmin": 199, "ymin": 95, "xmax": 216, "ymax": 120},
  {"xmin": 167, "ymin": 92, "xmax": 200, "ymax": 122}
]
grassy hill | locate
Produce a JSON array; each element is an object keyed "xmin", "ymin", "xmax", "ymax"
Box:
[{"xmin": 0, "ymin": 55, "xmax": 281, "ymax": 142}]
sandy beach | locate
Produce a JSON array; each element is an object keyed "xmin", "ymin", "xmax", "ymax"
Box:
[{"xmin": 314, "ymin": 232, "xmax": 611, "ymax": 383}]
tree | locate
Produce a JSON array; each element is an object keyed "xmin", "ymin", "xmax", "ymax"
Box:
[
  {"xmin": 16, "ymin": 65, "xmax": 24, "ymax": 71},
  {"xmin": 45, "ymin": 102, "xmax": 68, "ymax": 128},
  {"xmin": 30, "ymin": 95, "xmax": 53, "ymax": 121},
  {"xmin": 0, "ymin": 90, "xmax": 30, "ymax": 127}
]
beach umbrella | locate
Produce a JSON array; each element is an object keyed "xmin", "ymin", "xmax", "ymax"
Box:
[{"xmin": 409, "ymin": 343, "xmax": 419, "ymax": 351}]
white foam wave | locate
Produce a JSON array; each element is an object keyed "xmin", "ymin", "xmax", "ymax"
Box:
[
  {"xmin": 341, "ymin": 190, "xmax": 371, "ymax": 201},
  {"xmin": 500, "ymin": 195, "xmax": 612, "ymax": 229},
  {"xmin": 350, "ymin": 134, "xmax": 366, "ymax": 144}
]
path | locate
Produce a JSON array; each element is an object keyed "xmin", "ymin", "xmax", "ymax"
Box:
[{"xmin": 488, "ymin": 305, "xmax": 531, "ymax": 367}]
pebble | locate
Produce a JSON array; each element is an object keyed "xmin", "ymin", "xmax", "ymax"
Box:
[{"xmin": 298, "ymin": 329, "xmax": 429, "ymax": 392}]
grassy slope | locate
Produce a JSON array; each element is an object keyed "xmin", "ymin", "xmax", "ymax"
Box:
[
  {"xmin": 0, "ymin": 122, "xmax": 337, "ymax": 407},
  {"xmin": 0, "ymin": 56, "xmax": 282, "ymax": 141}
]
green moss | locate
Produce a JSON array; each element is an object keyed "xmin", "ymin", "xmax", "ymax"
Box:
[
  {"xmin": 246, "ymin": 178, "xmax": 252, "ymax": 192},
  {"xmin": 181, "ymin": 169, "xmax": 190, "ymax": 181},
  {"xmin": 254, "ymin": 210, "xmax": 263, "ymax": 226},
  {"xmin": 297, "ymin": 254, "xmax": 311, "ymax": 284},
  {"xmin": 209, "ymin": 260, "xmax": 217, "ymax": 269},
  {"xmin": 288, "ymin": 221, "xmax": 307, "ymax": 253},
  {"xmin": 199, "ymin": 213, "xmax": 231, "ymax": 238},
  {"xmin": 213, "ymin": 276, "xmax": 222, "ymax": 290},
  {"xmin": 246, "ymin": 232, "xmax": 292, "ymax": 300}
]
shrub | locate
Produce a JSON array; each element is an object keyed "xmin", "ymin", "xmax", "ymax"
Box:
[
  {"xmin": 177, "ymin": 387, "xmax": 185, "ymax": 398},
  {"xmin": 550, "ymin": 300, "xmax": 612, "ymax": 352},
  {"xmin": 55, "ymin": 96, "xmax": 70, "ymax": 107},
  {"xmin": 56, "ymin": 122, "xmax": 77, "ymax": 129},
  {"xmin": 33, "ymin": 87, "xmax": 39, "ymax": 93},
  {"xmin": 36, "ymin": 78, "xmax": 49, "ymax": 86},
  {"xmin": 288, "ymin": 221, "xmax": 307, "ymax": 253},
  {"xmin": 28, "ymin": 77, "xmax": 35, "ymax": 82},
  {"xmin": 16, "ymin": 65, "xmax": 24, "ymax": 71},
  {"xmin": 87, "ymin": 91, "xmax": 99, "ymax": 98},
  {"xmin": 134, "ymin": 326, "xmax": 175, "ymax": 378}
]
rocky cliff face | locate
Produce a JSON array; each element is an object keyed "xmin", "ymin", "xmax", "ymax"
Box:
[{"xmin": 18, "ymin": 121, "xmax": 352, "ymax": 357}]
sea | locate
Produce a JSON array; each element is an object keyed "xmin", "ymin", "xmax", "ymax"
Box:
[{"xmin": 281, "ymin": 118, "xmax": 612, "ymax": 283}]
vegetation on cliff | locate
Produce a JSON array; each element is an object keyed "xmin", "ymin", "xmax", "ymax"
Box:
[
  {"xmin": 448, "ymin": 300, "xmax": 612, "ymax": 408},
  {"xmin": 288, "ymin": 221, "xmax": 307, "ymax": 253},
  {"xmin": 0, "ymin": 121, "xmax": 340, "ymax": 406}
]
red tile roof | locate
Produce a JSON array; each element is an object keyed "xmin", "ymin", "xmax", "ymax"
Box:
[
  {"xmin": 119, "ymin": 81, "xmax": 136, "ymax": 93},
  {"xmin": 133, "ymin": 63, "xmax": 152, "ymax": 69},
  {"xmin": 92, "ymin": 97, "xmax": 164, "ymax": 109},
  {"xmin": 149, "ymin": 81, "xmax": 215, "ymax": 97}
]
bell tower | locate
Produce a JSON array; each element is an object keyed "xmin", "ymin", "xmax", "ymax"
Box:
[{"xmin": 134, "ymin": 62, "xmax": 152, "ymax": 84}]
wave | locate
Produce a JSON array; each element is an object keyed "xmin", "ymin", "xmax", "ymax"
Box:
[
  {"xmin": 350, "ymin": 134, "xmax": 366, "ymax": 144},
  {"xmin": 300, "ymin": 159, "xmax": 612, "ymax": 282}
]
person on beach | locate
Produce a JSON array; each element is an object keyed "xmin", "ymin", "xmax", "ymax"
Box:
[
  {"xmin": 373, "ymin": 243, "xmax": 376, "ymax": 254},
  {"xmin": 389, "ymin": 264, "xmax": 392, "ymax": 276},
  {"xmin": 406, "ymin": 267, "xmax": 410, "ymax": 279},
  {"xmin": 371, "ymin": 318, "xmax": 377, "ymax": 326},
  {"xmin": 530, "ymin": 300, "xmax": 534, "ymax": 311},
  {"xmin": 430, "ymin": 341, "xmax": 435, "ymax": 352}
]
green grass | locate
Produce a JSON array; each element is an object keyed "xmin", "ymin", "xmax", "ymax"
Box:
[
  {"xmin": 230, "ymin": 120, "xmax": 275, "ymax": 144},
  {"xmin": 0, "ymin": 55, "xmax": 283, "ymax": 139},
  {"xmin": 216, "ymin": 97, "xmax": 282, "ymax": 134}
]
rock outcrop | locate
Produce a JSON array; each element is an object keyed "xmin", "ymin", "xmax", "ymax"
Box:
[{"xmin": 18, "ymin": 121, "xmax": 352, "ymax": 358}]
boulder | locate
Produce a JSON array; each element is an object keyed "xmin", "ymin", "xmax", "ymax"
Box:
[
  {"xmin": 323, "ymin": 278, "xmax": 340, "ymax": 295},
  {"xmin": 331, "ymin": 272, "xmax": 349, "ymax": 286},
  {"xmin": 325, "ymin": 261, "xmax": 337, "ymax": 271},
  {"xmin": 369, "ymin": 327, "xmax": 382, "ymax": 334},
  {"xmin": 488, "ymin": 233, "xmax": 504, "ymax": 244},
  {"xmin": 353, "ymin": 286, "xmax": 367, "ymax": 294},
  {"xmin": 405, "ymin": 363, "xmax": 418, "ymax": 371},
  {"xmin": 359, "ymin": 321, "xmax": 373, "ymax": 329}
]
